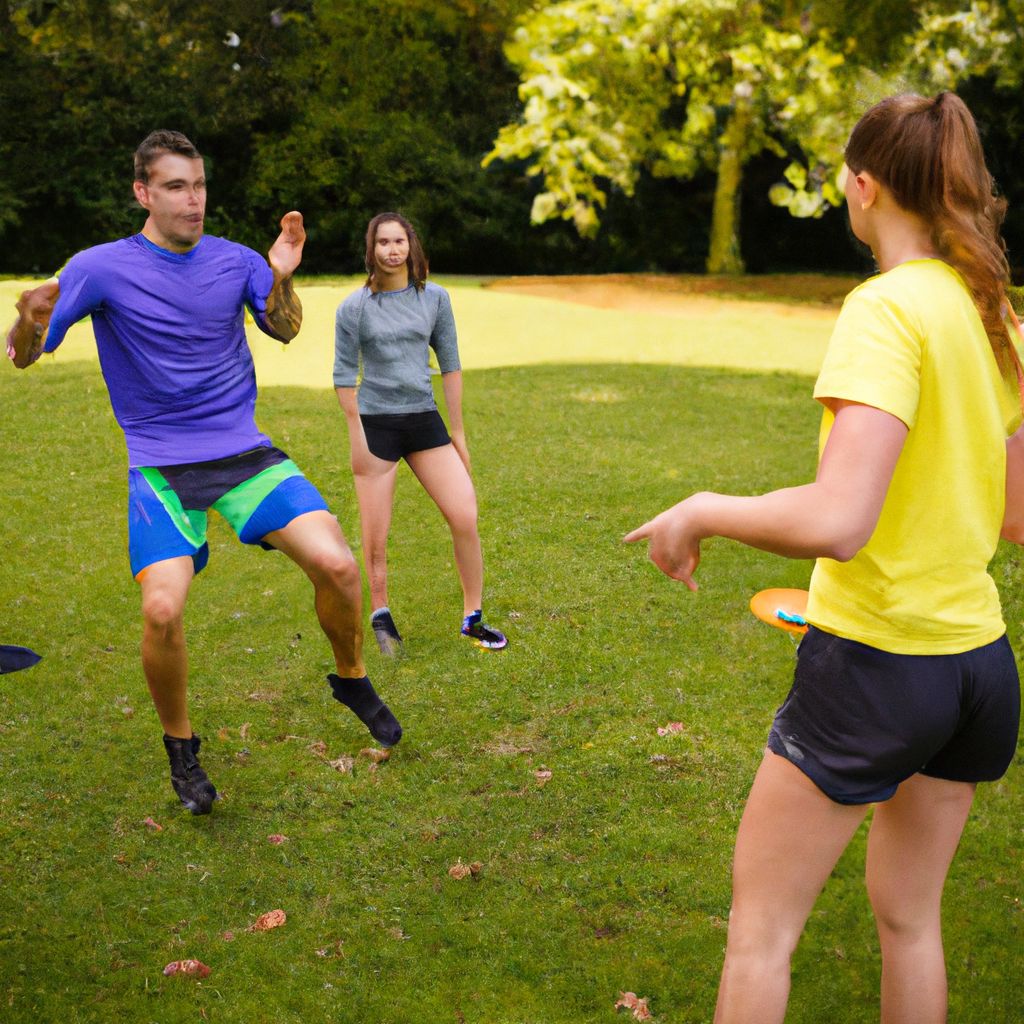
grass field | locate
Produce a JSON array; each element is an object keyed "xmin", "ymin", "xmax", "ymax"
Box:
[{"xmin": 0, "ymin": 278, "xmax": 1021, "ymax": 1023}]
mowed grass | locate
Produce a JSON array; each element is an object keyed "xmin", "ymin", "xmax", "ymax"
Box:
[{"xmin": 1, "ymin": 293, "xmax": 1022, "ymax": 1023}]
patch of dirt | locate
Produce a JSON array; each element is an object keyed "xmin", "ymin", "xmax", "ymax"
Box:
[{"xmin": 485, "ymin": 272, "xmax": 860, "ymax": 317}]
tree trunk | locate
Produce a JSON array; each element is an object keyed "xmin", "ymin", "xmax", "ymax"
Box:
[{"xmin": 706, "ymin": 95, "xmax": 753, "ymax": 274}]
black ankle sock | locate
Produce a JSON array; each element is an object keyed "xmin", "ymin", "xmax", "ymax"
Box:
[{"xmin": 327, "ymin": 674, "xmax": 403, "ymax": 747}]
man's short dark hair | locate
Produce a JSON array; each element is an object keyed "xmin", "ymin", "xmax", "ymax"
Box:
[{"xmin": 134, "ymin": 130, "xmax": 201, "ymax": 183}]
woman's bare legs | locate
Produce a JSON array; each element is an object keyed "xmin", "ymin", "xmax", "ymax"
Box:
[
  {"xmin": 352, "ymin": 451, "xmax": 399, "ymax": 612},
  {"xmin": 866, "ymin": 773, "xmax": 975, "ymax": 1024},
  {"xmin": 406, "ymin": 444, "xmax": 482, "ymax": 616},
  {"xmin": 714, "ymin": 751, "xmax": 869, "ymax": 1024}
]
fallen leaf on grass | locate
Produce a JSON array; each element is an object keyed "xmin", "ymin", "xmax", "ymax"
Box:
[
  {"xmin": 217, "ymin": 727, "xmax": 231, "ymax": 741},
  {"xmin": 248, "ymin": 909, "xmax": 287, "ymax": 932},
  {"xmin": 143, "ymin": 817, "xmax": 163, "ymax": 831},
  {"xmin": 309, "ymin": 740, "xmax": 328, "ymax": 757},
  {"xmin": 359, "ymin": 747, "xmax": 391, "ymax": 764},
  {"xmin": 447, "ymin": 861, "xmax": 483, "ymax": 880},
  {"xmin": 267, "ymin": 834, "xmax": 287, "ymax": 845},
  {"xmin": 656, "ymin": 722, "xmax": 685, "ymax": 736},
  {"xmin": 534, "ymin": 768, "xmax": 553, "ymax": 788},
  {"xmin": 163, "ymin": 959, "xmax": 210, "ymax": 978},
  {"xmin": 328, "ymin": 756, "xmax": 354, "ymax": 774},
  {"xmin": 239, "ymin": 722, "xmax": 251, "ymax": 740},
  {"xmin": 221, "ymin": 931, "xmax": 235, "ymax": 941},
  {"xmin": 615, "ymin": 992, "xmax": 652, "ymax": 1020}
]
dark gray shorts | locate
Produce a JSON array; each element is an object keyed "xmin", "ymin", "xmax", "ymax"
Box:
[{"xmin": 767, "ymin": 626, "xmax": 1020, "ymax": 805}]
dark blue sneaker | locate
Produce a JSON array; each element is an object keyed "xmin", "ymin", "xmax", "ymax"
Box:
[
  {"xmin": 371, "ymin": 607, "xmax": 403, "ymax": 656},
  {"xmin": 461, "ymin": 611, "xmax": 508, "ymax": 650}
]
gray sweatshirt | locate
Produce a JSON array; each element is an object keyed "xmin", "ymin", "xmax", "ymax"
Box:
[{"xmin": 333, "ymin": 282, "xmax": 461, "ymax": 414}]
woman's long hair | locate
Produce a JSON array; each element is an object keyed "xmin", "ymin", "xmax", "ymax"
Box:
[
  {"xmin": 364, "ymin": 212, "xmax": 428, "ymax": 292},
  {"xmin": 845, "ymin": 92, "xmax": 1011, "ymax": 365}
]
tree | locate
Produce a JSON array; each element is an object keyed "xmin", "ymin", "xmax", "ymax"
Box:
[
  {"xmin": 0, "ymin": 0, "xmax": 312, "ymax": 269},
  {"xmin": 246, "ymin": 0, "xmax": 540, "ymax": 272},
  {"xmin": 485, "ymin": 0, "xmax": 861, "ymax": 273},
  {"xmin": 486, "ymin": 0, "xmax": 1024, "ymax": 273}
]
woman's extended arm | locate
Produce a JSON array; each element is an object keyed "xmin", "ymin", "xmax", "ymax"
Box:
[
  {"xmin": 625, "ymin": 400, "xmax": 908, "ymax": 590},
  {"xmin": 441, "ymin": 370, "xmax": 471, "ymax": 472}
]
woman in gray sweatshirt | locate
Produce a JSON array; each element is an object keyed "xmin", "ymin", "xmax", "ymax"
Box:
[{"xmin": 334, "ymin": 212, "xmax": 507, "ymax": 655}]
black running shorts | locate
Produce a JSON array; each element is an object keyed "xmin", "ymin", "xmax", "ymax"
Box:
[
  {"xmin": 767, "ymin": 625, "xmax": 1020, "ymax": 804},
  {"xmin": 360, "ymin": 410, "xmax": 451, "ymax": 463}
]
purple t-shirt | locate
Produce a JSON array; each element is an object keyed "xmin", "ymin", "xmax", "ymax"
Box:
[{"xmin": 44, "ymin": 233, "xmax": 277, "ymax": 466}]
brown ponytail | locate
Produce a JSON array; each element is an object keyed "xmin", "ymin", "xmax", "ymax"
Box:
[{"xmin": 845, "ymin": 93, "xmax": 1012, "ymax": 367}]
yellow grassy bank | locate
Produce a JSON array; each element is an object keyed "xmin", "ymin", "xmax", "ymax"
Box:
[{"xmin": 0, "ymin": 276, "xmax": 837, "ymax": 385}]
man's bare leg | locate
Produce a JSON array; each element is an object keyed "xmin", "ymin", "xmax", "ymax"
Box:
[
  {"xmin": 265, "ymin": 511, "xmax": 401, "ymax": 746},
  {"xmin": 138, "ymin": 555, "xmax": 217, "ymax": 814},
  {"xmin": 138, "ymin": 555, "xmax": 194, "ymax": 737}
]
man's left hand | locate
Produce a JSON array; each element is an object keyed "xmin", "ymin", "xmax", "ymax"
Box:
[{"xmin": 268, "ymin": 211, "xmax": 306, "ymax": 282}]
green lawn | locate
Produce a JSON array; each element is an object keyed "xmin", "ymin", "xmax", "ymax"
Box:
[{"xmin": 0, "ymin": 292, "xmax": 1021, "ymax": 1022}]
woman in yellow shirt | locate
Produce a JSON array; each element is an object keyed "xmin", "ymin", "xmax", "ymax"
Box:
[{"xmin": 628, "ymin": 93, "xmax": 1021, "ymax": 1023}]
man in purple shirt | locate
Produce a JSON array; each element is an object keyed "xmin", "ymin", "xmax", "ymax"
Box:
[{"xmin": 7, "ymin": 131, "xmax": 401, "ymax": 814}]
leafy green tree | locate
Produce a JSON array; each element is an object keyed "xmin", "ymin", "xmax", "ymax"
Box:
[
  {"xmin": 486, "ymin": 0, "xmax": 1024, "ymax": 274},
  {"xmin": 486, "ymin": 0, "xmax": 860, "ymax": 273},
  {"xmin": 247, "ymin": 0, "xmax": 539, "ymax": 272},
  {"xmin": 0, "ymin": 0, "xmax": 311, "ymax": 268}
]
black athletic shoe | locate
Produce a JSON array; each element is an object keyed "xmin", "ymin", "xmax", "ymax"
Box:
[
  {"xmin": 163, "ymin": 733, "xmax": 218, "ymax": 815},
  {"xmin": 327, "ymin": 674, "xmax": 403, "ymax": 747},
  {"xmin": 371, "ymin": 608, "xmax": 403, "ymax": 656},
  {"xmin": 461, "ymin": 611, "xmax": 508, "ymax": 650}
]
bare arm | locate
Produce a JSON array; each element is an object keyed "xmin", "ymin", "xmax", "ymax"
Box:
[
  {"xmin": 624, "ymin": 401, "xmax": 908, "ymax": 590},
  {"xmin": 335, "ymin": 386, "xmax": 376, "ymax": 474},
  {"xmin": 441, "ymin": 370, "xmax": 470, "ymax": 472},
  {"xmin": 1003, "ymin": 427, "xmax": 1024, "ymax": 543},
  {"xmin": 263, "ymin": 211, "xmax": 305, "ymax": 343},
  {"xmin": 6, "ymin": 280, "xmax": 60, "ymax": 369}
]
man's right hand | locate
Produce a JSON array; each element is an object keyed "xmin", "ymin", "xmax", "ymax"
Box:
[
  {"xmin": 16, "ymin": 279, "xmax": 60, "ymax": 323},
  {"xmin": 8, "ymin": 279, "xmax": 60, "ymax": 368}
]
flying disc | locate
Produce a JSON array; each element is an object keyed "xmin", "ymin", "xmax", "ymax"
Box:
[
  {"xmin": 749, "ymin": 589, "xmax": 809, "ymax": 636},
  {"xmin": 0, "ymin": 645, "xmax": 42, "ymax": 674}
]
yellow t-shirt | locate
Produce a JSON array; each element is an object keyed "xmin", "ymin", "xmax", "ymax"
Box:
[{"xmin": 806, "ymin": 259, "xmax": 1020, "ymax": 654}]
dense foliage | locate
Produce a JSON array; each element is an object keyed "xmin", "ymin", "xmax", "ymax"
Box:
[{"xmin": 2, "ymin": 0, "xmax": 1023, "ymax": 275}]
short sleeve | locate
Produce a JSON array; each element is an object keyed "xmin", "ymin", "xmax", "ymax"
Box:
[
  {"xmin": 242, "ymin": 247, "xmax": 276, "ymax": 336},
  {"xmin": 333, "ymin": 291, "xmax": 364, "ymax": 388},
  {"xmin": 814, "ymin": 285, "xmax": 922, "ymax": 428},
  {"xmin": 429, "ymin": 287, "xmax": 460, "ymax": 373},
  {"xmin": 43, "ymin": 257, "xmax": 104, "ymax": 353}
]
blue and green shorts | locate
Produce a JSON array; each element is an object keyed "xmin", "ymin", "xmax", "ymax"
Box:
[{"xmin": 128, "ymin": 445, "xmax": 329, "ymax": 578}]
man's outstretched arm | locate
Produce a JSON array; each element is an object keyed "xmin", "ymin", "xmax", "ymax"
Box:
[
  {"xmin": 263, "ymin": 211, "xmax": 305, "ymax": 343},
  {"xmin": 6, "ymin": 279, "xmax": 60, "ymax": 369}
]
